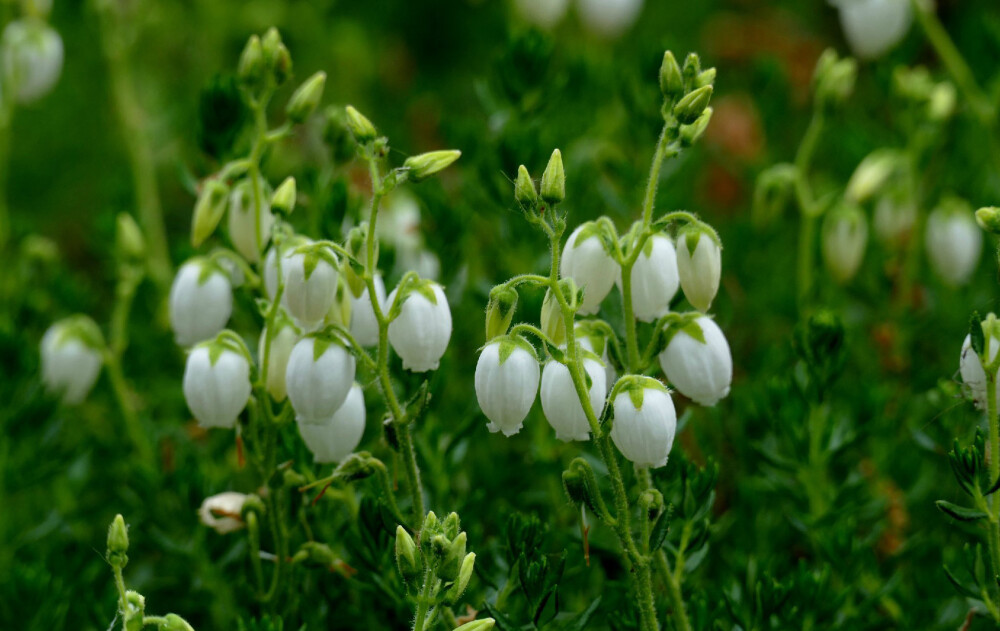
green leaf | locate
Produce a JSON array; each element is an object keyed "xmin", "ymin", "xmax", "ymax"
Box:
[
  {"xmin": 942, "ymin": 564, "xmax": 983, "ymax": 600},
  {"xmin": 650, "ymin": 506, "xmax": 672, "ymax": 552},
  {"xmin": 935, "ymin": 500, "xmax": 988, "ymax": 522},
  {"xmin": 559, "ymin": 596, "xmax": 601, "ymax": 631}
]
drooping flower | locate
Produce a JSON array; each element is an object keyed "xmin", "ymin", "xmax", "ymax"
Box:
[
  {"xmin": 198, "ymin": 492, "xmax": 248, "ymax": 534},
  {"xmin": 227, "ymin": 177, "xmax": 274, "ymax": 263},
  {"xmin": 282, "ymin": 244, "xmax": 339, "ymax": 328},
  {"xmin": 169, "ymin": 259, "xmax": 233, "ymax": 347},
  {"xmin": 926, "ymin": 199, "xmax": 982, "ymax": 287},
  {"xmin": 676, "ymin": 225, "xmax": 722, "ymax": 313},
  {"xmin": 387, "ymin": 280, "xmax": 452, "ymax": 372},
  {"xmin": 1, "ymin": 19, "xmax": 63, "ymax": 104},
  {"xmin": 873, "ymin": 197, "xmax": 916, "ymax": 248},
  {"xmin": 350, "ymin": 273, "xmax": 386, "ymax": 347},
  {"xmin": 618, "ymin": 233, "xmax": 679, "ymax": 322},
  {"xmin": 475, "ymin": 336, "xmax": 539, "ymax": 436},
  {"xmin": 961, "ymin": 330, "xmax": 1000, "ymax": 411},
  {"xmin": 577, "ymin": 0, "xmax": 644, "ymax": 39},
  {"xmin": 658, "ymin": 316, "xmax": 732, "ymax": 407},
  {"xmin": 298, "ymin": 383, "xmax": 366, "ymax": 464},
  {"xmin": 821, "ymin": 203, "xmax": 868, "ymax": 284},
  {"xmin": 285, "ymin": 336, "xmax": 356, "ymax": 425},
  {"xmin": 829, "ymin": 0, "xmax": 912, "ymax": 60},
  {"xmin": 183, "ymin": 340, "xmax": 252, "ymax": 429},
  {"xmin": 514, "ymin": 0, "xmax": 569, "ymax": 29},
  {"xmin": 40, "ymin": 316, "xmax": 103, "ymax": 405},
  {"xmin": 263, "ymin": 236, "xmax": 311, "ymax": 300},
  {"xmin": 560, "ymin": 222, "xmax": 619, "ymax": 315},
  {"xmin": 576, "ymin": 322, "xmax": 617, "ymax": 386},
  {"xmin": 609, "ymin": 376, "xmax": 677, "ymax": 468},
  {"xmin": 258, "ymin": 317, "xmax": 299, "ymax": 402},
  {"xmin": 540, "ymin": 350, "xmax": 606, "ymax": 441}
]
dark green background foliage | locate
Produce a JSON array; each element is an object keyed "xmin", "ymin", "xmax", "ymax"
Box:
[{"xmin": 4, "ymin": 0, "xmax": 1000, "ymax": 629}]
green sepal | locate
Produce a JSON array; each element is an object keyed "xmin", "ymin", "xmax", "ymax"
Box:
[{"xmin": 935, "ymin": 500, "xmax": 988, "ymax": 522}]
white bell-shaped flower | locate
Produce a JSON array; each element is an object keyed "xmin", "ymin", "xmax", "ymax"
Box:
[
  {"xmin": 829, "ymin": 0, "xmax": 912, "ymax": 60},
  {"xmin": 960, "ymin": 332, "xmax": 1000, "ymax": 411},
  {"xmin": 183, "ymin": 342, "xmax": 252, "ymax": 429},
  {"xmin": 610, "ymin": 376, "xmax": 677, "ymax": 469},
  {"xmin": 227, "ymin": 177, "xmax": 273, "ymax": 264},
  {"xmin": 475, "ymin": 336, "xmax": 540, "ymax": 436},
  {"xmin": 387, "ymin": 281, "xmax": 452, "ymax": 372},
  {"xmin": 561, "ymin": 222, "xmax": 619, "ymax": 315},
  {"xmin": 540, "ymin": 352, "xmax": 606, "ymax": 441},
  {"xmin": 40, "ymin": 316, "xmax": 103, "ymax": 405},
  {"xmin": 263, "ymin": 236, "xmax": 311, "ymax": 300},
  {"xmin": 874, "ymin": 197, "xmax": 916, "ymax": 247},
  {"xmin": 618, "ymin": 234, "xmax": 679, "ymax": 322},
  {"xmin": 1, "ymin": 19, "xmax": 63, "ymax": 104},
  {"xmin": 515, "ymin": 0, "xmax": 569, "ymax": 29},
  {"xmin": 926, "ymin": 202, "xmax": 982, "ymax": 287},
  {"xmin": 258, "ymin": 318, "xmax": 298, "ymax": 402},
  {"xmin": 576, "ymin": 322, "xmax": 617, "ymax": 387},
  {"xmin": 577, "ymin": 0, "xmax": 644, "ymax": 38},
  {"xmin": 658, "ymin": 316, "xmax": 732, "ymax": 407},
  {"xmin": 297, "ymin": 383, "xmax": 366, "ymax": 464},
  {"xmin": 676, "ymin": 227, "xmax": 722, "ymax": 313},
  {"xmin": 169, "ymin": 259, "xmax": 233, "ymax": 347},
  {"xmin": 198, "ymin": 492, "xmax": 248, "ymax": 534},
  {"xmin": 351, "ymin": 273, "xmax": 387, "ymax": 347},
  {"xmin": 821, "ymin": 204, "xmax": 868, "ymax": 284},
  {"xmin": 285, "ymin": 336, "xmax": 356, "ymax": 425},
  {"xmin": 282, "ymin": 245, "xmax": 339, "ymax": 328}
]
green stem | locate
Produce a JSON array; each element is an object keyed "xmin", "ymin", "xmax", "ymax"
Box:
[
  {"xmin": 638, "ymin": 468, "xmax": 693, "ymax": 631},
  {"xmin": 412, "ymin": 568, "xmax": 434, "ymax": 631},
  {"xmin": 793, "ymin": 109, "xmax": 825, "ymax": 311},
  {"xmin": 987, "ymin": 374, "xmax": 1000, "ymax": 604},
  {"xmin": 0, "ymin": 101, "xmax": 10, "ymax": 251},
  {"xmin": 104, "ymin": 352, "xmax": 151, "ymax": 463}
]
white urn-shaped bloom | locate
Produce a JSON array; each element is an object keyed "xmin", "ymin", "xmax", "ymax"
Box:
[
  {"xmin": 228, "ymin": 177, "xmax": 274, "ymax": 264},
  {"xmin": 874, "ymin": 197, "xmax": 916, "ymax": 247},
  {"xmin": 183, "ymin": 340, "xmax": 252, "ymax": 429},
  {"xmin": 1, "ymin": 19, "xmax": 63, "ymax": 104},
  {"xmin": 298, "ymin": 383, "xmax": 366, "ymax": 464},
  {"xmin": 40, "ymin": 316, "xmax": 103, "ymax": 405},
  {"xmin": 169, "ymin": 259, "xmax": 233, "ymax": 347},
  {"xmin": 577, "ymin": 0, "xmax": 644, "ymax": 38},
  {"xmin": 618, "ymin": 233, "xmax": 679, "ymax": 322},
  {"xmin": 285, "ymin": 336, "xmax": 356, "ymax": 425},
  {"xmin": 515, "ymin": 0, "xmax": 569, "ymax": 29},
  {"xmin": 961, "ymin": 326, "xmax": 1000, "ymax": 411},
  {"xmin": 821, "ymin": 204, "xmax": 868, "ymax": 284},
  {"xmin": 475, "ymin": 336, "xmax": 540, "ymax": 436},
  {"xmin": 282, "ymin": 245, "xmax": 339, "ymax": 328},
  {"xmin": 258, "ymin": 317, "xmax": 298, "ymax": 402},
  {"xmin": 561, "ymin": 222, "xmax": 619, "ymax": 315},
  {"xmin": 658, "ymin": 316, "xmax": 733, "ymax": 407},
  {"xmin": 387, "ymin": 280, "xmax": 452, "ymax": 372},
  {"xmin": 263, "ymin": 236, "xmax": 311, "ymax": 300},
  {"xmin": 576, "ymin": 322, "xmax": 617, "ymax": 386},
  {"xmin": 610, "ymin": 376, "xmax": 677, "ymax": 468},
  {"xmin": 540, "ymin": 350, "xmax": 606, "ymax": 441},
  {"xmin": 676, "ymin": 226, "xmax": 722, "ymax": 313},
  {"xmin": 198, "ymin": 492, "xmax": 248, "ymax": 534},
  {"xmin": 351, "ymin": 273, "xmax": 386, "ymax": 347},
  {"xmin": 926, "ymin": 201, "xmax": 982, "ymax": 287},
  {"xmin": 829, "ymin": 0, "xmax": 912, "ymax": 60}
]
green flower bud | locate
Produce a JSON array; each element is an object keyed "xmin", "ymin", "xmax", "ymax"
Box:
[
  {"xmin": 540, "ymin": 148, "xmax": 565, "ymax": 205},
  {"xmin": 976, "ymin": 207, "xmax": 1000, "ymax": 236},
  {"xmin": 261, "ymin": 27, "xmax": 282, "ymax": 60},
  {"xmin": 404, "ymin": 149, "xmax": 462, "ymax": 182},
  {"xmin": 271, "ymin": 43, "xmax": 292, "ymax": 85},
  {"xmin": 485, "ymin": 285, "xmax": 518, "ymax": 340},
  {"xmin": 343, "ymin": 225, "xmax": 368, "ymax": 298},
  {"xmin": 681, "ymin": 52, "xmax": 702, "ymax": 88},
  {"xmin": 237, "ymin": 35, "xmax": 265, "ymax": 88},
  {"xmin": 271, "ymin": 176, "xmax": 297, "ymax": 215},
  {"xmin": 444, "ymin": 553, "xmax": 477, "ymax": 606},
  {"xmin": 561, "ymin": 458, "xmax": 606, "ymax": 517},
  {"xmin": 815, "ymin": 50, "xmax": 856, "ymax": 108},
  {"xmin": 540, "ymin": 288, "xmax": 566, "ymax": 347},
  {"xmin": 845, "ymin": 150, "xmax": 900, "ymax": 203},
  {"xmin": 928, "ymin": 82, "xmax": 956, "ymax": 121},
  {"xmin": 395, "ymin": 525, "xmax": 421, "ymax": 581},
  {"xmin": 442, "ymin": 512, "xmax": 461, "ymax": 539},
  {"xmin": 124, "ymin": 591, "xmax": 145, "ymax": 631},
  {"xmin": 431, "ymin": 533, "xmax": 450, "ymax": 559},
  {"xmin": 333, "ymin": 452, "xmax": 376, "ymax": 482},
  {"xmin": 696, "ymin": 67, "xmax": 716, "ymax": 89},
  {"xmin": 679, "ymin": 106, "xmax": 712, "ymax": 147},
  {"xmin": 515, "ymin": 164, "xmax": 537, "ymax": 209},
  {"xmin": 115, "ymin": 213, "xmax": 145, "ymax": 261},
  {"xmin": 107, "ymin": 514, "xmax": 129, "ymax": 566},
  {"xmin": 439, "ymin": 531, "xmax": 467, "ymax": 581},
  {"xmin": 673, "ymin": 85, "xmax": 713, "ymax": 125},
  {"xmin": 286, "ymin": 71, "xmax": 326, "ymax": 124},
  {"xmin": 422, "ymin": 510, "xmax": 440, "ymax": 535},
  {"xmin": 191, "ymin": 179, "xmax": 229, "ymax": 247},
  {"xmin": 240, "ymin": 494, "xmax": 266, "ymax": 520},
  {"xmin": 345, "ymin": 105, "xmax": 377, "ymax": 143},
  {"xmin": 638, "ymin": 488, "xmax": 664, "ymax": 521},
  {"xmin": 452, "ymin": 619, "xmax": 493, "ymax": 631},
  {"xmin": 158, "ymin": 614, "xmax": 195, "ymax": 631},
  {"xmin": 659, "ymin": 50, "xmax": 683, "ymax": 99}
]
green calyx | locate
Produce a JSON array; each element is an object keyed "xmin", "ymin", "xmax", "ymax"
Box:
[
  {"xmin": 610, "ymin": 374, "xmax": 668, "ymax": 410},
  {"xmin": 292, "ymin": 243, "xmax": 338, "ymax": 281},
  {"xmin": 488, "ymin": 334, "xmax": 538, "ymax": 366},
  {"xmin": 51, "ymin": 314, "xmax": 105, "ymax": 352}
]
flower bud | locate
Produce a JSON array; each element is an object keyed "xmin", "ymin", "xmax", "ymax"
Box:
[
  {"xmin": 350, "ymin": 273, "xmax": 386, "ymax": 347},
  {"xmin": 475, "ymin": 336, "xmax": 540, "ymax": 436},
  {"xmin": 107, "ymin": 514, "xmax": 129, "ymax": 565},
  {"xmin": 297, "ymin": 383, "xmax": 366, "ymax": 463},
  {"xmin": 815, "ymin": 53, "xmax": 857, "ymax": 108},
  {"xmin": 540, "ymin": 288, "xmax": 567, "ymax": 346},
  {"xmin": 40, "ymin": 316, "xmax": 103, "ymax": 405},
  {"xmin": 395, "ymin": 525, "xmax": 421, "ymax": 582},
  {"xmin": 658, "ymin": 316, "xmax": 732, "ymax": 407},
  {"xmin": 285, "ymin": 337, "xmax": 357, "ymax": 425},
  {"xmin": 514, "ymin": 0, "xmax": 569, "ymax": 29},
  {"xmin": 659, "ymin": 50, "xmax": 683, "ymax": 99},
  {"xmin": 561, "ymin": 222, "xmax": 619, "ymax": 315},
  {"xmin": 576, "ymin": 321, "xmax": 617, "ymax": 386},
  {"xmin": 115, "ymin": 213, "xmax": 145, "ymax": 262},
  {"xmin": 271, "ymin": 176, "xmax": 296, "ymax": 215},
  {"xmin": 286, "ymin": 71, "xmax": 326, "ymax": 124},
  {"xmin": 873, "ymin": 197, "xmax": 916, "ymax": 248},
  {"xmin": 961, "ymin": 323, "xmax": 1000, "ymax": 411},
  {"xmin": 345, "ymin": 105, "xmax": 377, "ymax": 143},
  {"xmin": 926, "ymin": 198, "xmax": 982, "ymax": 287},
  {"xmin": 159, "ymin": 614, "xmax": 195, "ymax": 631},
  {"xmin": 404, "ymin": 150, "xmax": 462, "ymax": 182},
  {"xmin": 198, "ymin": 491, "xmax": 248, "ymax": 534},
  {"xmin": 485, "ymin": 285, "xmax": 518, "ymax": 340},
  {"xmin": 577, "ymin": 0, "xmax": 643, "ymax": 38},
  {"xmin": 673, "ymin": 85, "xmax": 713, "ymax": 125},
  {"xmin": 227, "ymin": 177, "xmax": 273, "ymax": 263},
  {"xmin": 540, "ymin": 148, "xmax": 566, "ymax": 205},
  {"xmin": 439, "ymin": 531, "xmax": 467, "ymax": 581},
  {"xmin": 821, "ymin": 202, "xmax": 868, "ymax": 284},
  {"xmin": 676, "ymin": 226, "xmax": 722, "ymax": 312},
  {"xmin": 829, "ymin": 0, "xmax": 912, "ymax": 60},
  {"xmin": 124, "ymin": 591, "xmax": 145, "ymax": 631},
  {"xmin": 258, "ymin": 318, "xmax": 298, "ymax": 401},
  {"xmin": 191, "ymin": 179, "xmax": 230, "ymax": 247},
  {"xmin": 928, "ymin": 82, "xmax": 956, "ymax": 121},
  {"xmin": 444, "ymin": 553, "xmax": 477, "ymax": 605},
  {"xmin": 541, "ymin": 353, "xmax": 606, "ymax": 441},
  {"xmin": 183, "ymin": 341, "xmax": 252, "ymax": 429},
  {"xmin": 679, "ymin": 106, "xmax": 712, "ymax": 147},
  {"xmin": 978, "ymin": 207, "xmax": 1000, "ymax": 235},
  {"xmin": 617, "ymin": 233, "xmax": 679, "ymax": 322},
  {"xmin": 452, "ymin": 618, "xmax": 494, "ymax": 631},
  {"xmin": 169, "ymin": 259, "xmax": 233, "ymax": 347},
  {"xmin": 1, "ymin": 19, "xmax": 63, "ymax": 104},
  {"xmin": 610, "ymin": 376, "xmax": 677, "ymax": 468},
  {"xmin": 263, "ymin": 236, "xmax": 311, "ymax": 300},
  {"xmin": 515, "ymin": 164, "xmax": 537, "ymax": 209},
  {"xmin": 283, "ymin": 246, "xmax": 339, "ymax": 328},
  {"xmin": 845, "ymin": 150, "xmax": 900, "ymax": 203},
  {"xmin": 387, "ymin": 281, "xmax": 452, "ymax": 372},
  {"xmin": 423, "ymin": 511, "xmax": 440, "ymax": 535},
  {"xmin": 237, "ymin": 34, "xmax": 265, "ymax": 87}
]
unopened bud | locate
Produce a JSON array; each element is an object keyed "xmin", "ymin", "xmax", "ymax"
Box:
[
  {"xmin": 107, "ymin": 514, "xmax": 129, "ymax": 566},
  {"xmin": 485, "ymin": 285, "xmax": 518, "ymax": 340},
  {"xmin": 976, "ymin": 207, "xmax": 1000, "ymax": 235},
  {"xmin": 237, "ymin": 35, "xmax": 265, "ymax": 87},
  {"xmin": 115, "ymin": 213, "xmax": 145, "ymax": 261},
  {"xmin": 540, "ymin": 148, "xmax": 565, "ymax": 205},
  {"xmin": 673, "ymin": 85, "xmax": 713, "ymax": 125},
  {"xmin": 345, "ymin": 105, "xmax": 377, "ymax": 143},
  {"xmin": 439, "ymin": 531, "xmax": 467, "ymax": 581},
  {"xmin": 444, "ymin": 553, "xmax": 477, "ymax": 605},
  {"xmin": 159, "ymin": 614, "xmax": 195, "ymax": 631},
  {"xmin": 659, "ymin": 51, "xmax": 683, "ymax": 99},
  {"xmin": 845, "ymin": 150, "xmax": 899, "ymax": 203},
  {"xmin": 442, "ymin": 512, "xmax": 461, "ymax": 539},
  {"xmin": 515, "ymin": 164, "xmax": 537, "ymax": 208},
  {"xmin": 696, "ymin": 67, "xmax": 716, "ymax": 89},
  {"xmin": 423, "ymin": 511, "xmax": 440, "ymax": 535},
  {"xmin": 541, "ymin": 288, "xmax": 566, "ymax": 347},
  {"xmin": 286, "ymin": 72, "xmax": 326, "ymax": 124},
  {"xmin": 271, "ymin": 44, "xmax": 292, "ymax": 85},
  {"xmin": 271, "ymin": 176, "xmax": 297, "ymax": 214},
  {"xmin": 404, "ymin": 150, "xmax": 462, "ymax": 182},
  {"xmin": 681, "ymin": 52, "xmax": 701, "ymax": 87},
  {"xmin": 452, "ymin": 618, "xmax": 494, "ymax": 631},
  {"xmin": 191, "ymin": 179, "xmax": 229, "ymax": 247},
  {"xmin": 680, "ymin": 106, "xmax": 712, "ymax": 147},
  {"xmin": 395, "ymin": 525, "xmax": 421, "ymax": 581}
]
